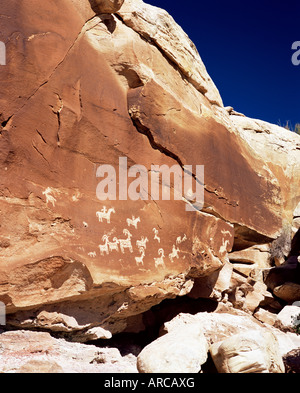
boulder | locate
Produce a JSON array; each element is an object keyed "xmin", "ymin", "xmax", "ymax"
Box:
[
  {"xmin": 283, "ymin": 349, "xmax": 300, "ymax": 373},
  {"xmin": 0, "ymin": 330, "xmax": 137, "ymax": 373},
  {"xmin": 229, "ymin": 244, "xmax": 271, "ymax": 267},
  {"xmin": 210, "ymin": 330, "xmax": 285, "ymax": 373},
  {"xmin": 277, "ymin": 305, "xmax": 300, "ymax": 332},
  {"xmin": 90, "ymin": 0, "xmax": 125, "ymax": 13},
  {"xmin": 265, "ymin": 256, "xmax": 300, "ymax": 292},
  {"xmin": 163, "ymin": 311, "xmax": 300, "ymax": 358},
  {"xmin": 254, "ymin": 308, "xmax": 278, "ymax": 326},
  {"xmin": 274, "ymin": 283, "xmax": 300, "ymax": 303},
  {"xmin": 137, "ymin": 324, "xmax": 208, "ymax": 373},
  {"xmin": 230, "ymin": 114, "xmax": 300, "ymax": 224}
]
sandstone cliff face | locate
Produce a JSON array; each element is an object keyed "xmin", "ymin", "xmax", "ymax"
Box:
[{"xmin": 0, "ymin": 0, "xmax": 299, "ymax": 344}]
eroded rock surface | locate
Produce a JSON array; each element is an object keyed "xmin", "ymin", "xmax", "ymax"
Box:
[{"xmin": 0, "ymin": 0, "xmax": 299, "ymax": 350}]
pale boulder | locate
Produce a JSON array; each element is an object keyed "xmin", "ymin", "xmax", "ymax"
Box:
[
  {"xmin": 244, "ymin": 281, "xmax": 271, "ymax": 312},
  {"xmin": 277, "ymin": 306, "xmax": 300, "ymax": 331},
  {"xmin": 163, "ymin": 311, "xmax": 300, "ymax": 358},
  {"xmin": 137, "ymin": 324, "xmax": 208, "ymax": 373},
  {"xmin": 254, "ymin": 308, "xmax": 277, "ymax": 326},
  {"xmin": 210, "ymin": 330, "xmax": 285, "ymax": 373}
]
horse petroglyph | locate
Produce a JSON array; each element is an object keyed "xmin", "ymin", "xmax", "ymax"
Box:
[
  {"xmin": 136, "ymin": 236, "xmax": 149, "ymax": 250},
  {"xmin": 169, "ymin": 245, "xmax": 180, "ymax": 263},
  {"xmin": 126, "ymin": 216, "xmax": 141, "ymax": 229},
  {"xmin": 96, "ymin": 207, "xmax": 115, "ymax": 224}
]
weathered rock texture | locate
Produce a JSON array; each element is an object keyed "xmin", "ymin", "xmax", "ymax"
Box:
[
  {"xmin": 0, "ymin": 0, "xmax": 299, "ymax": 351},
  {"xmin": 137, "ymin": 323, "xmax": 208, "ymax": 373},
  {"xmin": 0, "ymin": 330, "xmax": 137, "ymax": 373},
  {"xmin": 210, "ymin": 330, "xmax": 285, "ymax": 373}
]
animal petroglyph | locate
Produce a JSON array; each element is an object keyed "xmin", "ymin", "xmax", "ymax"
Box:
[
  {"xmin": 169, "ymin": 245, "xmax": 180, "ymax": 263},
  {"xmin": 108, "ymin": 237, "xmax": 119, "ymax": 253},
  {"xmin": 88, "ymin": 251, "xmax": 96, "ymax": 258},
  {"xmin": 176, "ymin": 234, "xmax": 187, "ymax": 245},
  {"xmin": 96, "ymin": 207, "xmax": 115, "ymax": 224},
  {"xmin": 42, "ymin": 187, "xmax": 57, "ymax": 207},
  {"xmin": 126, "ymin": 216, "xmax": 141, "ymax": 229},
  {"xmin": 119, "ymin": 229, "xmax": 133, "ymax": 254},
  {"xmin": 154, "ymin": 248, "xmax": 165, "ymax": 269},
  {"xmin": 219, "ymin": 238, "xmax": 230, "ymax": 255},
  {"xmin": 98, "ymin": 235, "xmax": 110, "ymax": 255},
  {"xmin": 153, "ymin": 228, "xmax": 161, "ymax": 243},
  {"xmin": 135, "ymin": 248, "xmax": 145, "ymax": 267},
  {"xmin": 136, "ymin": 236, "xmax": 149, "ymax": 250}
]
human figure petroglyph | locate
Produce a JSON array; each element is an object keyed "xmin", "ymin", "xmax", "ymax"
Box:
[
  {"xmin": 169, "ymin": 245, "xmax": 180, "ymax": 263},
  {"xmin": 126, "ymin": 216, "xmax": 141, "ymax": 229},
  {"xmin": 153, "ymin": 228, "xmax": 160, "ymax": 243},
  {"xmin": 96, "ymin": 207, "xmax": 115, "ymax": 224},
  {"xmin": 136, "ymin": 236, "xmax": 149, "ymax": 250},
  {"xmin": 154, "ymin": 248, "xmax": 165, "ymax": 269},
  {"xmin": 119, "ymin": 229, "xmax": 133, "ymax": 253}
]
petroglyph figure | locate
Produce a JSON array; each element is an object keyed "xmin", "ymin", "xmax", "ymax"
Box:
[
  {"xmin": 136, "ymin": 236, "xmax": 149, "ymax": 250},
  {"xmin": 154, "ymin": 248, "xmax": 165, "ymax": 269},
  {"xmin": 43, "ymin": 187, "xmax": 57, "ymax": 207},
  {"xmin": 108, "ymin": 237, "xmax": 119, "ymax": 253},
  {"xmin": 169, "ymin": 245, "xmax": 180, "ymax": 263},
  {"xmin": 98, "ymin": 235, "xmax": 110, "ymax": 255},
  {"xmin": 96, "ymin": 207, "xmax": 115, "ymax": 224},
  {"xmin": 153, "ymin": 228, "xmax": 160, "ymax": 243},
  {"xmin": 127, "ymin": 216, "xmax": 141, "ymax": 229},
  {"xmin": 119, "ymin": 229, "xmax": 133, "ymax": 254},
  {"xmin": 219, "ymin": 238, "xmax": 230, "ymax": 255},
  {"xmin": 88, "ymin": 251, "xmax": 97, "ymax": 258},
  {"xmin": 176, "ymin": 234, "xmax": 187, "ymax": 245},
  {"xmin": 135, "ymin": 248, "xmax": 145, "ymax": 267}
]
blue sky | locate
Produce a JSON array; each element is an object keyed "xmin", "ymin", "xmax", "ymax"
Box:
[{"xmin": 146, "ymin": 0, "xmax": 300, "ymax": 130}]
